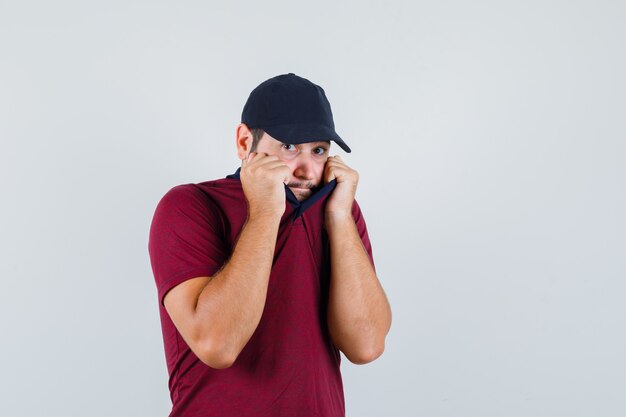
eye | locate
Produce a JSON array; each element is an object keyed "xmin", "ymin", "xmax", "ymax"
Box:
[
  {"xmin": 282, "ymin": 143, "xmax": 297, "ymax": 151},
  {"xmin": 314, "ymin": 147, "xmax": 328, "ymax": 155}
]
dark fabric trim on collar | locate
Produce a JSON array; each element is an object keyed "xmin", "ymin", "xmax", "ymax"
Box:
[{"xmin": 226, "ymin": 167, "xmax": 337, "ymax": 221}]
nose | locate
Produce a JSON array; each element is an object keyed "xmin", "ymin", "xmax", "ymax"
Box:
[{"xmin": 292, "ymin": 151, "xmax": 315, "ymax": 181}]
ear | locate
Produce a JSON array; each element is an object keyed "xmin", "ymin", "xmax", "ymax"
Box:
[{"xmin": 235, "ymin": 123, "xmax": 254, "ymax": 160}]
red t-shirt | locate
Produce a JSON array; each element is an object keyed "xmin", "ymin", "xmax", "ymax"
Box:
[{"xmin": 148, "ymin": 168, "xmax": 375, "ymax": 417}]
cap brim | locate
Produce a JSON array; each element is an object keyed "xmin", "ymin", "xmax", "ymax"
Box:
[{"xmin": 260, "ymin": 123, "xmax": 352, "ymax": 153}]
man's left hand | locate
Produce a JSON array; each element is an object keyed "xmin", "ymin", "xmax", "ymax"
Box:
[{"xmin": 324, "ymin": 155, "xmax": 359, "ymax": 219}]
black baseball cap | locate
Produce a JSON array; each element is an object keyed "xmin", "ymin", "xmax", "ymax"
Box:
[{"xmin": 241, "ymin": 73, "xmax": 351, "ymax": 153}]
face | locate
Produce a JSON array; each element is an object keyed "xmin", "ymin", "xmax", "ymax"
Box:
[{"xmin": 249, "ymin": 132, "xmax": 331, "ymax": 202}]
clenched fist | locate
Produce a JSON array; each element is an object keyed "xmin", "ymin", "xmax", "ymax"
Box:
[{"xmin": 240, "ymin": 152, "xmax": 291, "ymax": 219}]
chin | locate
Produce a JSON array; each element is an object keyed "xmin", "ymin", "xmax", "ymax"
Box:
[{"xmin": 292, "ymin": 190, "xmax": 311, "ymax": 202}]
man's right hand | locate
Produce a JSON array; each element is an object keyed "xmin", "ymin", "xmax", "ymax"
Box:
[{"xmin": 240, "ymin": 152, "xmax": 290, "ymax": 218}]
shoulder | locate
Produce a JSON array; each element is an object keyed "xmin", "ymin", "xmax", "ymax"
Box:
[
  {"xmin": 158, "ymin": 183, "xmax": 207, "ymax": 205},
  {"xmin": 154, "ymin": 184, "xmax": 211, "ymax": 215},
  {"xmin": 151, "ymin": 183, "xmax": 225, "ymax": 229},
  {"xmin": 157, "ymin": 176, "xmax": 242, "ymax": 207}
]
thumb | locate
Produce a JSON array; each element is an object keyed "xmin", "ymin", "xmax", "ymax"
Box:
[{"xmin": 325, "ymin": 166, "xmax": 336, "ymax": 183}]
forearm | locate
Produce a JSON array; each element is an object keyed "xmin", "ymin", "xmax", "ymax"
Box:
[
  {"xmin": 326, "ymin": 213, "xmax": 392, "ymax": 363},
  {"xmin": 194, "ymin": 212, "xmax": 281, "ymax": 362}
]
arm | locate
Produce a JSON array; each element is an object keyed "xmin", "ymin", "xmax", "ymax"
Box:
[
  {"xmin": 321, "ymin": 154, "xmax": 392, "ymax": 365},
  {"xmin": 160, "ymin": 152, "xmax": 289, "ymax": 369},
  {"xmin": 164, "ymin": 212, "xmax": 280, "ymax": 369},
  {"xmin": 325, "ymin": 208, "xmax": 392, "ymax": 364}
]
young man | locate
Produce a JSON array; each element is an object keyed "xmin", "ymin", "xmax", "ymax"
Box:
[{"xmin": 148, "ymin": 73, "xmax": 392, "ymax": 417}]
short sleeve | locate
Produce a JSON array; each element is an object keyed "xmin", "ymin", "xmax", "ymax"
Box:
[
  {"xmin": 148, "ymin": 184, "xmax": 229, "ymax": 307},
  {"xmin": 351, "ymin": 199, "xmax": 377, "ymax": 273}
]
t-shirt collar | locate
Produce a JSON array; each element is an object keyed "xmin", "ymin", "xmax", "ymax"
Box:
[{"xmin": 226, "ymin": 167, "xmax": 337, "ymax": 219}]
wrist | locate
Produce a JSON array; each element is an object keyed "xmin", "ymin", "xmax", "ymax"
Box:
[
  {"xmin": 248, "ymin": 210, "xmax": 283, "ymax": 223},
  {"xmin": 325, "ymin": 211, "xmax": 354, "ymax": 230}
]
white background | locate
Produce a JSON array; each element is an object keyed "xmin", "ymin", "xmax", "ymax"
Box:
[{"xmin": 1, "ymin": 0, "xmax": 624, "ymax": 416}]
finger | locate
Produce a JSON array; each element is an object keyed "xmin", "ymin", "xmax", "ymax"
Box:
[
  {"xmin": 329, "ymin": 155, "xmax": 345, "ymax": 166},
  {"xmin": 245, "ymin": 151, "xmax": 257, "ymax": 162},
  {"xmin": 325, "ymin": 166, "xmax": 336, "ymax": 182},
  {"xmin": 264, "ymin": 164, "xmax": 290, "ymax": 184},
  {"xmin": 326, "ymin": 155, "xmax": 338, "ymax": 164},
  {"xmin": 262, "ymin": 160, "xmax": 290, "ymax": 171},
  {"xmin": 253, "ymin": 155, "xmax": 284, "ymax": 169},
  {"xmin": 245, "ymin": 152, "xmax": 272, "ymax": 166}
]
